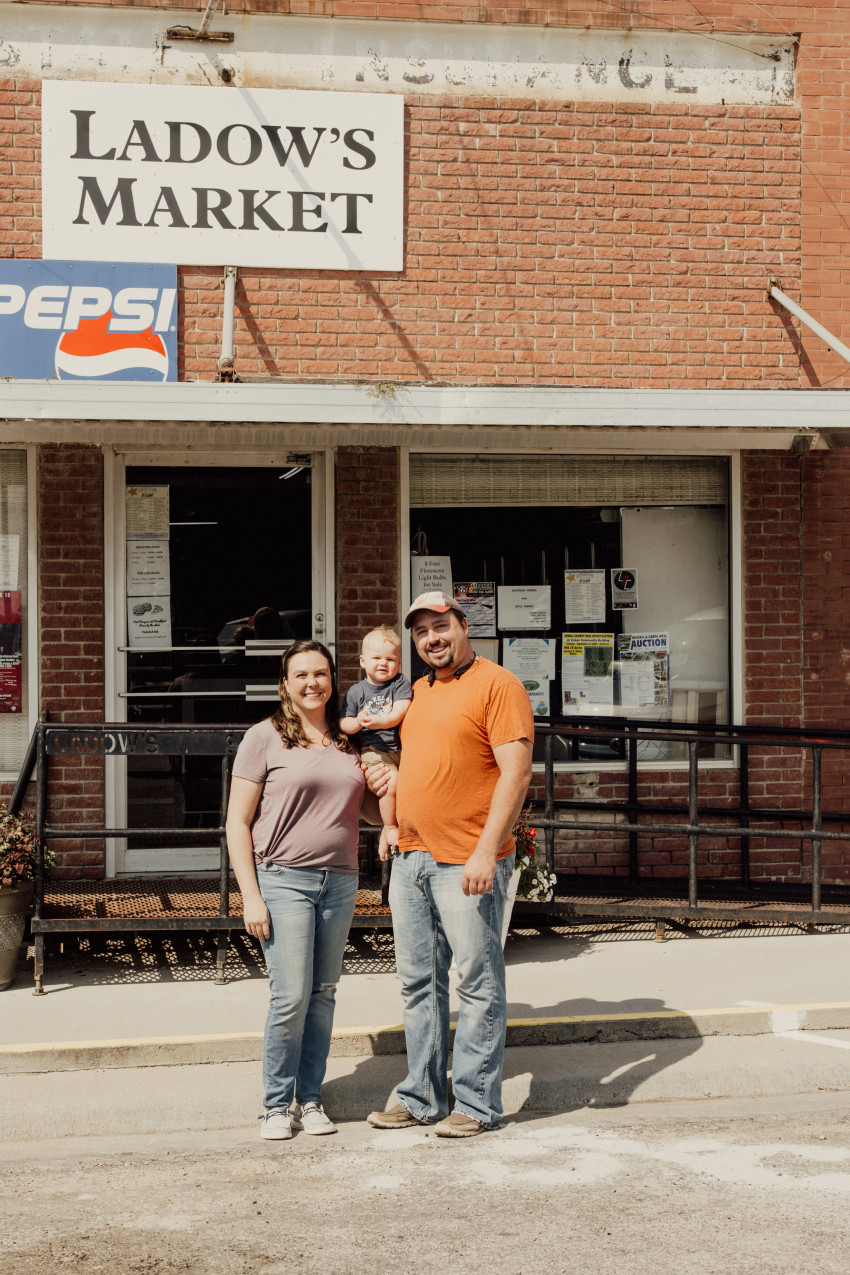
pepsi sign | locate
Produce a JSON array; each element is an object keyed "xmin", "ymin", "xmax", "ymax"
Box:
[{"xmin": 0, "ymin": 261, "xmax": 177, "ymax": 381}]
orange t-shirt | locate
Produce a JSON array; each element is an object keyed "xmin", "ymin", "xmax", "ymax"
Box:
[{"xmin": 396, "ymin": 658, "xmax": 535, "ymax": 864}]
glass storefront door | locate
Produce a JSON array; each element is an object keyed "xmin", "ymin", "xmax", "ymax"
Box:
[{"xmin": 112, "ymin": 459, "xmax": 325, "ymax": 874}]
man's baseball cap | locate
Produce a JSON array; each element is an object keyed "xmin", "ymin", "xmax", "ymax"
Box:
[{"xmin": 403, "ymin": 590, "xmax": 466, "ymax": 629}]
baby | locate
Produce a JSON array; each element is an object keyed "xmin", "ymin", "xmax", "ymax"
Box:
[{"xmin": 340, "ymin": 627, "xmax": 412, "ymax": 830}]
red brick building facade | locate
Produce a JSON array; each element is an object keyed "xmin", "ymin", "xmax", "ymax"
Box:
[{"xmin": 2, "ymin": 1, "xmax": 849, "ymax": 881}]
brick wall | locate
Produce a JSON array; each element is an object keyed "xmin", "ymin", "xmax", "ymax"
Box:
[
  {"xmin": 38, "ymin": 444, "xmax": 106, "ymax": 879},
  {"xmin": 9, "ymin": 1, "xmax": 850, "ymax": 389},
  {"xmin": 334, "ymin": 446, "xmax": 401, "ymax": 690},
  {"xmin": 151, "ymin": 101, "xmax": 803, "ymax": 387}
]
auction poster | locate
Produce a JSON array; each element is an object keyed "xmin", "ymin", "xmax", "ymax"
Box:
[
  {"xmin": 0, "ymin": 590, "xmax": 22, "ymax": 713},
  {"xmin": 453, "ymin": 581, "xmax": 496, "ymax": 637},
  {"xmin": 564, "ymin": 570, "xmax": 606, "ymax": 624},
  {"xmin": 561, "ymin": 632, "xmax": 615, "ymax": 715},
  {"xmin": 618, "ymin": 633, "xmax": 669, "ymax": 708}
]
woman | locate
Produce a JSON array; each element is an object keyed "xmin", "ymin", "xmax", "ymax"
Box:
[{"xmin": 226, "ymin": 639, "xmax": 381, "ymax": 1140}]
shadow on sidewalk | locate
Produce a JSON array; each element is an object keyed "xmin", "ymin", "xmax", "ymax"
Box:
[
  {"xmin": 27, "ymin": 929, "xmax": 397, "ymax": 991},
  {"xmin": 324, "ymin": 992, "xmax": 702, "ymax": 1121},
  {"xmin": 502, "ymin": 994, "xmax": 702, "ymax": 1112}
]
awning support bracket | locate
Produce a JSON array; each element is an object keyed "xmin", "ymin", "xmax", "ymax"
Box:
[
  {"xmin": 217, "ymin": 266, "xmax": 237, "ymax": 382},
  {"xmin": 768, "ymin": 279, "xmax": 850, "ymax": 367}
]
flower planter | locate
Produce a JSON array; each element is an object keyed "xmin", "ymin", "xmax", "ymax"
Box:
[{"xmin": 0, "ymin": 881, "xmax": 34, "ymax": 991}]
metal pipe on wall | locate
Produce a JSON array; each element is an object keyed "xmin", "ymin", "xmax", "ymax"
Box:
[{"xmin": 218, "ymin": 265, "xmax": 237, "ymax": 379}]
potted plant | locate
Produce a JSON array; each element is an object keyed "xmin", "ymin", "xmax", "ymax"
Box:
[
  {"xmin": 0, "ymin": 805, "xmax": 51, "ymax": 991},
  {"xmin": 503, "ymin": 808, "xmax": 558, "ymax": 945}
]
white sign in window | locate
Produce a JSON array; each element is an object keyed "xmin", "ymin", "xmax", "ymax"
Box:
[{"xmin": 42, "ymin": 81, "xmax": 404, "ymax": 270}]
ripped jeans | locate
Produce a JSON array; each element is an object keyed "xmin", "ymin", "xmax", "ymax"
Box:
[{"xmin": 257, "ymin": 865, "xmax": 358, "ymax": 1111}]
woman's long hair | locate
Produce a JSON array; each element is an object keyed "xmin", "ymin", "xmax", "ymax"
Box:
[{"xmin": 270, "ymin": 639, "xmax": 351, "ymax": 752}]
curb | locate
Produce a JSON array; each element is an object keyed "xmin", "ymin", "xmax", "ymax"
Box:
[{"xmin": 3, "ymin": 1002, "xmax": 850, "ymax": 1074}]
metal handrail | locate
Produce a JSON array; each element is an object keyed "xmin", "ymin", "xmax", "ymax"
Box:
[{"xmin": 533, "ymin": 719, "xmax": 850, "ymax": 915}]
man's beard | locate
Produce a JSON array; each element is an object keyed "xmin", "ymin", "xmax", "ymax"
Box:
[{"xmin": 423, "ymin": 643, "xmax": 454, "ymax": 668}]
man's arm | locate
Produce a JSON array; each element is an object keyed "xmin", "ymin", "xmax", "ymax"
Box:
[{"xmin": 461, "ymin": 738, "xmax": 533, "ymax": 897}]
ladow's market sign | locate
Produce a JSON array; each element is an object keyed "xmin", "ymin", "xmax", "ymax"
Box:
[{"xmin": 42, "ymin": 81, "xmax": 404, "ymax": 270}]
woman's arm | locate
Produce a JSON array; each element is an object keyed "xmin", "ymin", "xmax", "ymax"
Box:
[
  {"xmin": 225, "ymin": 776, "xmax": 271, "ymax": 940},
  {"xmin": 359, "ymin": 784, "xmax": 382, "ymax": 825}
]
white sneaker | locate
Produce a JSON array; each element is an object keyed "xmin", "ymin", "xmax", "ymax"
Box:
[
  {"xmin": 291, "ymin": 1102, "xmax": 337, "ymax": 1136},
  {"xmin": 260, "ymin": 1108, "xmax": 293, "ymax": 1140}
]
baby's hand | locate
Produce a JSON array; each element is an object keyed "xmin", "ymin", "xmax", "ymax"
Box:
[{"xmin": 357, "ymin": 709, "xmax": 373, "ymax": 727}]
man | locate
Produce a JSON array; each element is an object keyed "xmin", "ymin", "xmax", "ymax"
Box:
[{"xmin": 367, "ymin": 590, "xmax": 534, "ymax": 1137}]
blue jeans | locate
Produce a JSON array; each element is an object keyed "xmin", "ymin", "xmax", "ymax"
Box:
[
  {"xmin": 389, "ymin": 849, "xmax": 514, "ymax": 1129},
  {"xmin": 257, "ymin": 865, "xmax": 358, "ymax": 1111}
]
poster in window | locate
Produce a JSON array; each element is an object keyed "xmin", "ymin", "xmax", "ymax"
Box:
[
  {"xmin": 127, "ymin": 539, "xmax": 171, "ymax": 598},
  {"xmin": 562, "ymin": 633, "xmax": 615, "ymax": 715},
  {"xmin": 618, "ymin": 633, "xmax": 669, "ymax": 708},
  {"xmin": 0, "ymin": 590, "xmax": 22, "ymax": 713},
  {"xmin": 411, "ymin": 555, "xmax": 452, "ymax": 598},
  {"xmin": 503, "ymin": 637, "xmax": 557, "ymax": 718},
  {"xmin": 0, "ymin": 535, "xmax": 20, "ymax": 591},
  {"xmin": 453, "ymin": 581, "xmax": 496, "ymax": 637},
  {"xmin": 564, "ymin": 570, "xmax": 606, "ymax": 624},
  {"xmin": 128, "ymin": 597, "xmax": 172, "ymax": 648},
  {"xmin": 126, "ymin": 485, "xmax": 170, "ymax": 538},
  {"xmin": 611, "ymin": 568, "xmax": 638, "ymax": 610},
  {"xmin": 497, "ymin": 585, "xmax": 551, "ymax": 631}
]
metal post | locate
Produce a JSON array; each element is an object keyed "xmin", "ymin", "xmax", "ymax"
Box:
[
  {"xmin": 811, "ymin": 746, "xmax": 823, "ymax": 917},
  {"xmin": 688, "ymin": 738, "xmax": 699, "ymax": 910},
  {"xmin": 9, "ymin": 722, "xmax": 39, "ymax": 816},
  {"xmin": 32, "ymin": 724, "xmax": 47, "ymax": 995},
  {"xmin": 544, "ymin": 731, "xmax": 555, "ymax": 873},
  {"xmin": 739, "ymin": 741, "xmax": 751, "ymax": 888},
  {"xmin": 215, "ymin": 754, "xmax": 232, "ymax": 985},
  {"xmin": 627, "ymin": 727, "xmax": 638, "ymax": 883}
]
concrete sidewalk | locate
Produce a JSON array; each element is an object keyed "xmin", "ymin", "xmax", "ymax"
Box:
[
  {"xmin": 2, "ymin": 921, "xmax": 850, "ymax": 1138},
  {"xmin": 3, "ymin": 920, "xmax": 850, "ymax": 1073}
]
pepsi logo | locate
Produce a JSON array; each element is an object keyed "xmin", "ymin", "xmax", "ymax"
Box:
[{"xmin": 55, "ymin": 311, "xmax": 169, "ymax": 381}]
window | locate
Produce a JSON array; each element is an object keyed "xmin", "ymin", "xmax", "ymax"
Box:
[
  {"xmin": 409, "ymin": 454, "xmax": 730, "ymax": 762},
  {"xmin": 0, "ymin": 451, "xmax": 30, "ymax": 772}
]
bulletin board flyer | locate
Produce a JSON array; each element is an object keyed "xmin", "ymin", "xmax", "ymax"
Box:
[
  {"xmin": 618, "ymin": 633, "xmax": 670, "ymax": 708},
  {"xmin": 561, "ymin": 633, "xmax": 615, "ymax": 715}
]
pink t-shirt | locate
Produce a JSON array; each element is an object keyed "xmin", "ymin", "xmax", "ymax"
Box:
[{"xmin": 232, "ymin": 718, "xmax": 365, "ymax": 874}]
